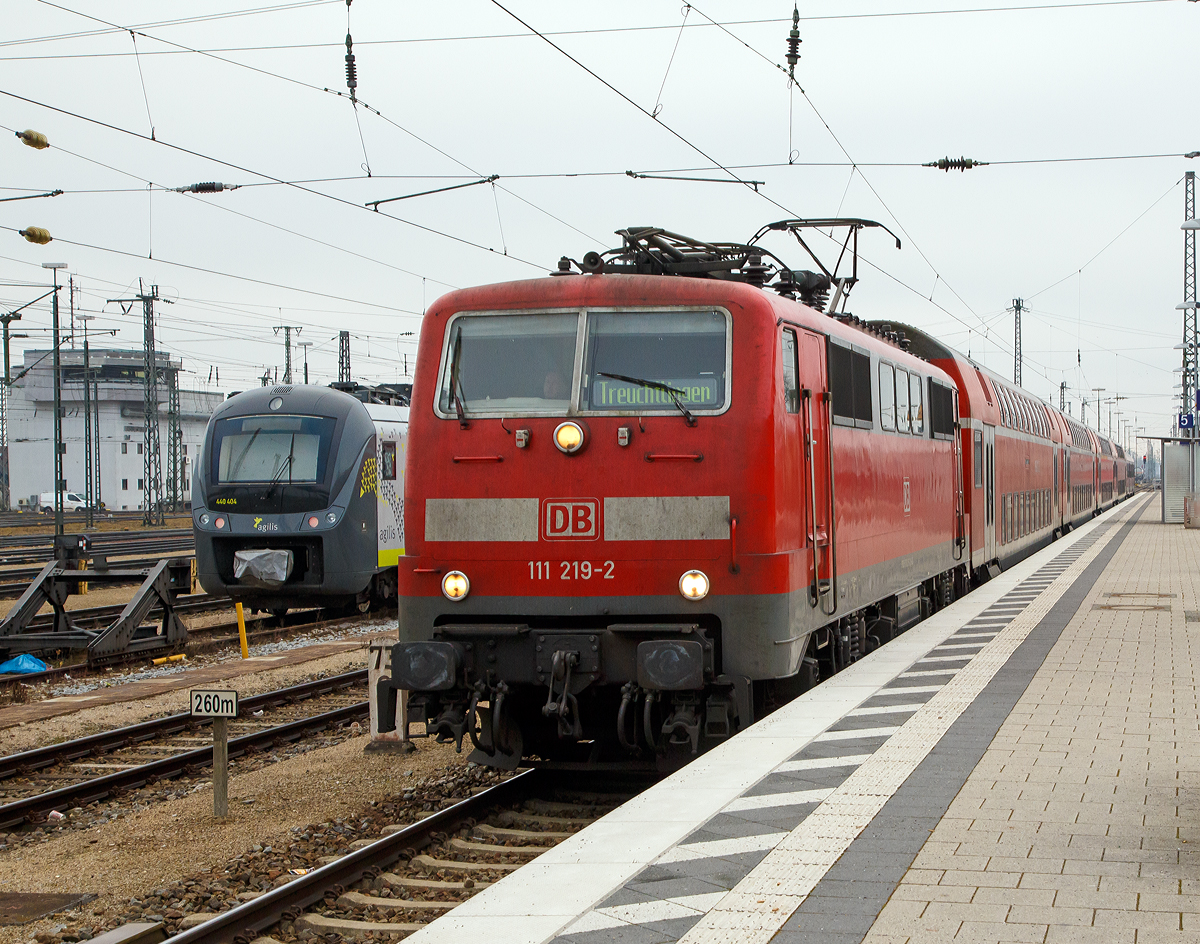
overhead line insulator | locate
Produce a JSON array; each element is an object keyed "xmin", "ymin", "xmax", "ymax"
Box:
[
  {"xmin": 924, "ymin": 156, "xmax": 989, "ymax": 172},
  {"xmin": 345, "ymin": 33, "xmax": 358, "ymax": 103},
  {"xmin": 173, "ymin": 182, "xmax": 239, "ymax": 193},
  {"xmin": 15, "ymin": 129, "xmax": 49, "ymax": 149},
  {"xmin": 785, "ymin": 6, "xmax": 801, "ymax": 84},
  {"xmin": 18, "ymin": 227, "xmax": 52, "ymax": 244}
]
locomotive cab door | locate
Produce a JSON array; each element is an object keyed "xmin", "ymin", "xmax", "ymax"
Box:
[
  {"xmin": 784, "ymin": 327, "xmax": 834, "ymax": 611},
  {"xmin": 983, "ymin": 424, "xmax": 996, "ymax": 562}
]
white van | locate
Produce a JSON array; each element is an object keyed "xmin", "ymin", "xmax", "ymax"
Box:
[{"xmin": 39, "ymin": 491, "xmax": 88, "ymax": 513}]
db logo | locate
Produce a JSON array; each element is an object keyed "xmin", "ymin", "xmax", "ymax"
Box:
[{"xmin": 541, "ymin": 498, "xmax": 599, "ymax": 540}]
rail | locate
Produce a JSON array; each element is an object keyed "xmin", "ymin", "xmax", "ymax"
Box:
[
  {"xmin": 0, "ymin": 699, "xmax": 369, "ymax": 830},
  {"xmin": 164, "ymin": 770, "xmax": 544, "ymax": 944}
]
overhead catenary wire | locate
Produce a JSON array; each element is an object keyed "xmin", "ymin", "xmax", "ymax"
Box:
[
  {"xmin": 3, "ymin": 0, "xmax": 1182, "ymax": 54},
  {"xmin": 0, "ymin": 121, "xmax": 456, "ymax": 288},
  {"xmin": 483, "ymin": 0, "xmax": 1005, "ymax": 360},
  {"xmin": 1024, "ymin": 175, "xmax": 1184, "ymax": 301},
  {"xmin": 24, "ymin": 0, "xmax": 605, "ymax": 247},
  {"xmin": 0, "ymin": 223, "xmax": 421, "ymax": 314},
  {"xmin": 0, "ymin": 86, "xmax": 548, "ymax": 269}
]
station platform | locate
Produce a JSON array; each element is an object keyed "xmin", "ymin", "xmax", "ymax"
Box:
[{"xmin": 412, "ymin": 490, "xmax": 1192, "ymax": 944}]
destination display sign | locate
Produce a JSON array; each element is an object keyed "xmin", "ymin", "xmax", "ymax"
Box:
[{"xmin": 589, "ymin": 377, "xmax": 721, "ymax": 410}]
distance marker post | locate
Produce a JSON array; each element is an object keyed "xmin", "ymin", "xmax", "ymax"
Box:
[{"xmin": 191, "ymin": 689, "xmax": 239, "ymax": 818}]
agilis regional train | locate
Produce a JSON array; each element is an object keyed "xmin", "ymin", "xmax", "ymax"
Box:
[
  {"xmin": 376, "ymin": 222, "xmax": 1133, "ymax": 770},
  {"xmin": 192, "ymin": 384, "xmax": 408, "ymax": 615}
]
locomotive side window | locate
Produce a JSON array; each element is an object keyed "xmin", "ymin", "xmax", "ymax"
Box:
[
  {"xmin": 909, "ymin": 373, "xmax": 924, "ymax": 435},
  {"xmin": 583, "ymin": 310, "xmax": 727, "ymax": 412},
  {"xmin": 879, "ymin": 363, "xmax": 896, "ymax": 431},
  {"xmin": 440, "ymin": 313, "xmax": 578, "ymax": 415},
  {"xmin": 381, "ymin": 441, "xmax": 397, "ymax": 480},
  {"xmin": 781, "ymin": 330, "xmax": 800, "ymax": 414},
  {"xmin": 829, "ymin": 341, "xmax": 873, "ymax": 428},
  {"xmin": 895, "ymin": 368, "xmax": 910, "ymax": 434}
]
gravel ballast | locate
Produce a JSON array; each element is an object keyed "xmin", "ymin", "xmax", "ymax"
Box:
[{"xmin": 0, "ymin": 730, "xmax": 467, "ymax": 944}]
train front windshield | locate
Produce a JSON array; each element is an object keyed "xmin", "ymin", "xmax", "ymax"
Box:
[
  {"xmin": 437, "ymin": 309, "xmax": 728, "ymax": 416},
  {"xmin": 212, "ymin": 414, "xmax": 336, "ymax": 485}
]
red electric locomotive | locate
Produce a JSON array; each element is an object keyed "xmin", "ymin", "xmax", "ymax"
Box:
[{"xmin": 377, "ymin": 223, "xmax": 1129, "ymax": 770}]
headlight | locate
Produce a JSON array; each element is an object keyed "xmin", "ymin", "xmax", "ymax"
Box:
[
  {"xmin": 199, "ymin": 513, "xmax": 210, "ymax": 525},
  {"xmin": 679, "ymin": 570, "xmax": 710, "ymax": 600},
  {"xmin": 326, "ymin": 512, "xmax": 337, "ymax": 524},
  {"xmin": 553, "ymin": 421, "xmax": 585, "ymax": 454},
  {"xmin": 442, "ymin": 570, "xmax": 470, "ymax": 601}
]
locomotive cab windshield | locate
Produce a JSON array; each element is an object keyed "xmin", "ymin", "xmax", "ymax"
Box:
[
  {"xmin": 213, "ymin": 414, "xmax": 336, "ymax": 486},
  {"xmin": 436, "ymin": 308, "xmax": 730, "ymax": 418}
]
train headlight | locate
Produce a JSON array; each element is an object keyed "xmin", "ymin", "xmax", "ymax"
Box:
[
  {"xmin": 441, "ymin": 570, "xmax": 470, "ymax": 601},
  {"xmin": 214, "ymin": 517, "xmax": 226, "ymax": 530},
  {"xmin": 308, "ymin": 515, "xmax": 319, "ymax": 528},
  {"xmin": 553, "ymin": 421, "xmax": 585, "ymax": 454},
  {"xmin": 325, "ymin": 512, "xmax": 337, "ymax": 524},
  {"xmin": 679, "ymin": 569, "xmax": 710, "ymax": 600},
  {"xmin": 199, "ymin": 513, "xmax": 210, "ymax": 525}
]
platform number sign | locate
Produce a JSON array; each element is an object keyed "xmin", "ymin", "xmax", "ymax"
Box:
[
  {"xmin": 1181, "ymin": 413, "xmax": 1196, "ymax": 431},
  {"xmin": 191, "ymin": 689, "xmax": 238, "ymax": 718}
]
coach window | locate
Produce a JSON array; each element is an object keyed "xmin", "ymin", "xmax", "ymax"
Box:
[
  {"xmin": 381, "ymin": 441, "xmax": 397, "ymax": 480},
  {"xmin": 909, "ymin": 372, "xmax": 924, "ymax": 435},
  {"xmin": 928, "ymin": 380, "xmax": 956, "ymax": 441},
  {"xmin": 895, "ymin": 367, "xmax": 910, "ymax": 433},
  {"xmin": 999, "ymin": 389, "xmax": 1010, "ymax": 428},
  {"xmin": 879, "ymin": 362, "xmax": 896, "ymax": 431},
  {"xmin": 781, "ymin": 330, "xmax": 799, "ymax": 414},
  {"xmin": 974, "ymin": 430, "xmax": 983, "ymax": 487}
]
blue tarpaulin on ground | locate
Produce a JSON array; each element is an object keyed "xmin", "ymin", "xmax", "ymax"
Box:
[{"xmin": 0, "ymin": 653, "xmax": 49, "ymax": 674}]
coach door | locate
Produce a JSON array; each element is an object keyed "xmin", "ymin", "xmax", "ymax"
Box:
[{"xmin": 983, "ymin": 424, "xmax": 996, "ymax": 561}]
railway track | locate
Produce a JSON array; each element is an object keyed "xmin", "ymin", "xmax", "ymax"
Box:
[
  {"xmin": 0, "ymin": 603, "xmax": 387, "ymax": 692},
  {"xmin": 0, "ymin": 528, "xmax": 194, "ymax": 566},
  {"xmin": 152, "ymin": 769, "xmax": 645, "ymax": 943},
  {"xmin": 0, "ymin": 670, "xmax": 371, "ymax": 831},
  {"xmin": 0, "ymin": 550, "xmax": 196, "ymax": 596}
]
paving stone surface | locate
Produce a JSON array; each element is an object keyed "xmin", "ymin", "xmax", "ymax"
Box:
[{"xmin": 864, "ymin": 493, "xmax": 1200, "ymax": 943}]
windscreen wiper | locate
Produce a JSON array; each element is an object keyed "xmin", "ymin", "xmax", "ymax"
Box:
[
  {"xmin": 264, "ymin": 434, "xmax": 295, "ymax": 497},
  {"xmin": 229, "ymin": 428, "xmax": 261, "ymax": 480},
  {"xmin": 448, "ymin": 330, "xmax": 468, "ymax": 427},
  {"xmin": 598, "ymin": 371, "xmax": 696, "ymax": 426}
]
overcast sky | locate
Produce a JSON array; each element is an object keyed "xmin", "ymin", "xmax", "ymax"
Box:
[{"xmin": 1, "ymin": 0, "xmax": 1196, "ymax": 450}]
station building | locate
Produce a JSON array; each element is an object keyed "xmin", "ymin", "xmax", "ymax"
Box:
[{"xmin": 5, "ymin": 348, "xmax": 223, "ymax": 511}]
